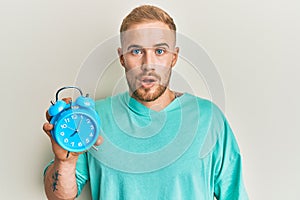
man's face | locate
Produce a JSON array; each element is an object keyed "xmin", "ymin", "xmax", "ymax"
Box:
[{"xmin": 118, "ymin": 21, "xmax": 179, "ymax": 102}]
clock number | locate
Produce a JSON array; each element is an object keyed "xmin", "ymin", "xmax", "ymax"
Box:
[
  {"xmin": 86, "ymin": 138, "xmax": 90, "ymax": 144},
  {"xmin": 78, "ymin": 142, "xmax": 82, "ymax": 147},
  {"xmin": 89, "ymin": 132, "xmax": 94, "ymax": 137},
  {"xmin": 60, "ymin": 132, "xmax": 65, "ymax": 136},
  {"xmin": 61, "ymin": 124, "xmax": 67, "ymax": 129},
  {"xmin": 90, "ymin": 125, "xmax": 94, "ymax": 130},
  {"xmin": 72, "ymin": 105, "xmax": 79, "ymax": 109},
  {"xmin": 64, "ymin": 138, "xmax": 68, "ymax": 143},
  {"xmin": 64, "ymin": 118, "xmax": 70, "ymax": 123},
  {"xmin": 71, "ymin": 114, "xmax": 77, "ymax": 120},
  {"xmin": 70, "ymin": 142, "xmax": 75, "ymax": 147},
  {"xmin": 86, "ymin": 118, "xmax": 91, "ymax": 124}
]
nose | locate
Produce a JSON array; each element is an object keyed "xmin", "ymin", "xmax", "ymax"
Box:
[{"xmin": 141, "ymin": 49, "xmax": 155, "ymax": 71}]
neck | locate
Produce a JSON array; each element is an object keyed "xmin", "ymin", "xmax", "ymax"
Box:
[{"xmin": 132, "ymin": 88, "xmax": 176, "ymax": 111}]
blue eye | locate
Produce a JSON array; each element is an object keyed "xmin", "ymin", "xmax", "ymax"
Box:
[
  {"xmin": 132, "ymin": 49, "xmax": 142, "ymax": 55},
  {"xmin": 155, "ymin": 49, "xmax": 165, "ymax": 55}
]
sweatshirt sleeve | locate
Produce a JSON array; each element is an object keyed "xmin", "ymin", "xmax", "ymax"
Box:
[
  {"xmin": 75, "ymin": 152, "xmax": 89, "ymax": 197},
  {"xmin": 213, "ymin": 118, "xmax": 249, "ymax": 200}
]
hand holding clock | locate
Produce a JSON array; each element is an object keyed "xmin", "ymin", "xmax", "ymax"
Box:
[
  {"xmin": 43, "ymin": 89, "xmax": 103, "ymax": 199},
  {"xmin": 43, "ymin": 97, "xmax": 103, "ymax": 162}
]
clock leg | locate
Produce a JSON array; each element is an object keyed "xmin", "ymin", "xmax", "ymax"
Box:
[{"xmin": 66, "ymin": 151, "xmax": 70, "ymax": 158}]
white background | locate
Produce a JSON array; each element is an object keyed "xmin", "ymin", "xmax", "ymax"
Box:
[{"xmin": 0, "ymin": 0, "xmax": 299, "ymax": 199}]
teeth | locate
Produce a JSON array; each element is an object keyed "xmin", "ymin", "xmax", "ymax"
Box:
[
  {"xmin": 142, "ymin": 79, "xmax": 155, "ymax": 83},
  {"xmin": 141, "ymin": 76, "xmax": 157, "ymax": 83}
]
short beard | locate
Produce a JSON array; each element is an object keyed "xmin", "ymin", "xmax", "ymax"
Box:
[
  {"xmin": 126, "ymin": 65, "xmax": 172, "ymax": 102},
  {"xmin": 132, "ymin": 84, "xmax": 167, "ymax": 102}
]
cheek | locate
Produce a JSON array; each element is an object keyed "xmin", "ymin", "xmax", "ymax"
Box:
[
  {"xmin": 123, "ymin": 58, "xmax": 142, "ymax": 70},
  {"xmin": 162, "ymin": 70, "xmax": 171, "ymax": 80},
  {"xmin": 157, "ymin": 55, "xmax": 174, "ymax": 66},
  {"xmin": 125, "ymin": 66, "xmax": 141, "ymax": 82}
]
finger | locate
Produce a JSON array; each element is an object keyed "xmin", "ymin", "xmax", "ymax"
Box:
[
  {"xmin": 45, "ymin": 110, "xmax": 52, "ymax": 122},
  {"xmin": 42, "ymin": 123, "xmax": 53, "ymax": 137},
  {"xmin": 62, "ymin": 97, "xmax": 72, "ymax": 104},
  {"xmin": 42, "ymin": 122, "xmax": 53, "ymax": 132},
  {"xmin": 94, "ymin": 135, "xmax": 104, "ymax": 146}
]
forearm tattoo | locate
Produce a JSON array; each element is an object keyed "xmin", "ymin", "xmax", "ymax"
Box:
[{"xmin": 52, "ymin": 170, "xmax": 61, "ymax": 192}]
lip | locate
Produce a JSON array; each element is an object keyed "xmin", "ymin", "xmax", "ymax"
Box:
[{"xmin": 138, "ymin": 76, "xmax": 158, "ymax": 89}]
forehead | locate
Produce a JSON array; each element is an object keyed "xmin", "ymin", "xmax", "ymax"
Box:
[{"xmin": 121, "ymin": 22, "xmax": 176, "ymax": 48}]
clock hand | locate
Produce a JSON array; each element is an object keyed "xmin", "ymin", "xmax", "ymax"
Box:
[
  {"xmin": 70, "ymin": 116, "xmax": 83, "ymax": 137},
  {"xmin": 66, "ymin": 126, "xmax": 76, "ymax": 131},
  {"xmin": 67, "ymin": 126, "xmax": 78, "ymax": 137},
  {"xmin": 76, "ymin": 116, "xmax": 83, "ymax": 133},
  {"xmin": 70, "ymin": 130, "xmax": 78, "ymax": 137}
]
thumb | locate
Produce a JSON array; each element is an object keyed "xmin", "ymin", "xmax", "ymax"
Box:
[
  {"xmin": 42, "ymin": 122, "xmax": 53, "ymax": 138},
  {"xmin": 94, "ymin": 135, "xmax": 104, "ymax": 146}
]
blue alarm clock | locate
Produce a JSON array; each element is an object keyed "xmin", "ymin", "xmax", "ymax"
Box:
[{"xmin": 48, "ymin": 86, "xmax": 101, "ymax": 153}]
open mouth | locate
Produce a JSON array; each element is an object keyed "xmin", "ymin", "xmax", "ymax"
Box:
[
  {"xmin": 139, "ymin": 76, "xmax": 158, "ymax": 88},
  {"xmin": 141, "ymin": 77, "xmax": 156, "ymax": 83}
]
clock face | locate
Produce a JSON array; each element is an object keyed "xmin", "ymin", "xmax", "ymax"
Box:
[{"xmin": 54, "ymin": 112, "xmax": 98, "ymax": 152}]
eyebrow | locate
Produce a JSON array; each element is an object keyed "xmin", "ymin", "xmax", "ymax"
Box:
[
  {"xmin": 127, "ymin": 44, "xmax": 142, "ymax": 51},
  {"xmin": 127, "ymin": 43, "xmax": 170, "ymax": 51},
  {"xmin": 154, "ymin": 43, "xmax": 170, "ymax": 48}
]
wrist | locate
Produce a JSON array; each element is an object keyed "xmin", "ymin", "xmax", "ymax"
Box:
[{"xmin": 54, "ymin": 155, "xmax": 78, "ymax": 168}]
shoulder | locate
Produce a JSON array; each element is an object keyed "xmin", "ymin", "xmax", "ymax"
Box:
[
  {"xmin": 182, "ymin": 94, "xmax": 239, "ymax": 157},
  {"xmin": 182, "ymin": 93, "xmax": 225, "ymax": 121},
  {"xmin": 94, "ymin": 92, "xmax": 128, "ymax": 112}
]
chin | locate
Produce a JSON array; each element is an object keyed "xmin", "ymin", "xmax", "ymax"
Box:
[{"xmin": 133, "ymin": 85, "xmax": 167, "ymax": 102}]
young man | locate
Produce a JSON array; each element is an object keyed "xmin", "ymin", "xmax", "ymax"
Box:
[{"xmin": 43, "ymin": 5, "xmax": 248, "ymax": 199}]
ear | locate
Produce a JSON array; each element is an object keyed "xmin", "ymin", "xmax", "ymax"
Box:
[
  {"xmin": 117, "ymin": 48, "xmax": 125, "ymax": 67},
  {"xmin": 171, "ymin": 47, "xmax": 179, "ymax": 68}
]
